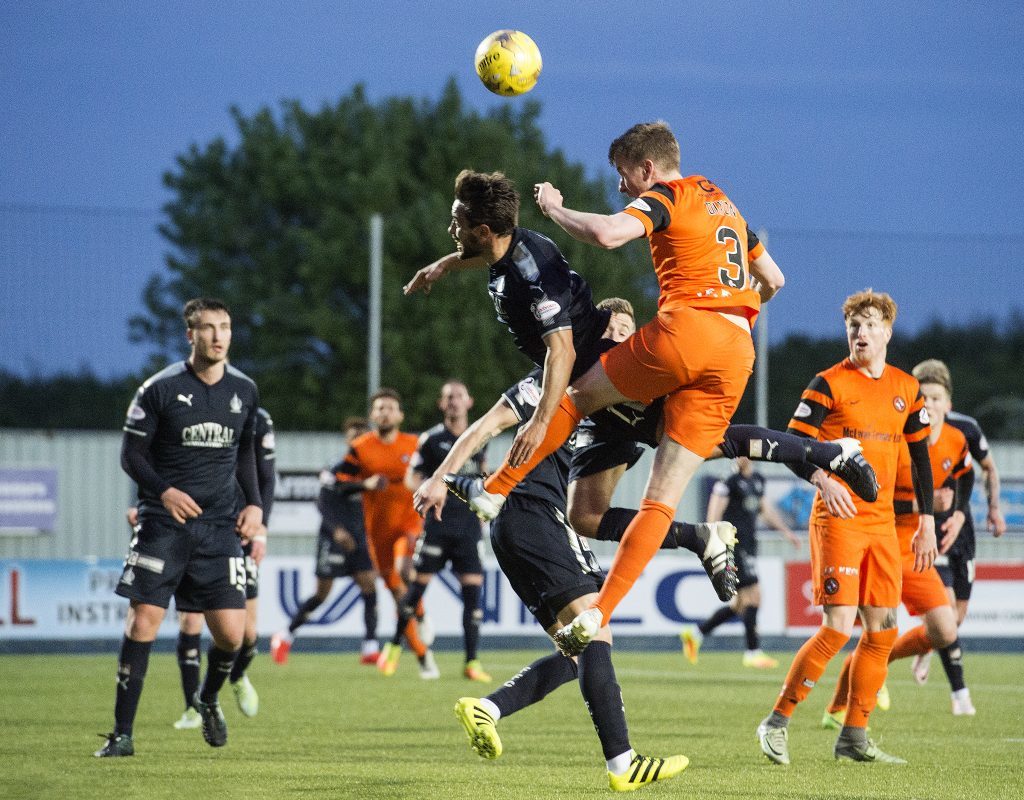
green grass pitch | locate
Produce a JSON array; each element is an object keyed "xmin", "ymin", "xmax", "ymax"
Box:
[{"xmin": 3, "ymin": 649, "xmax": 1022, "ymax": 799}]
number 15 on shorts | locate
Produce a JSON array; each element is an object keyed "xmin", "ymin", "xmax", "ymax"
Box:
[{"xmin": 228, "ymin": 557, "xmax": 247, "ymax": 594}]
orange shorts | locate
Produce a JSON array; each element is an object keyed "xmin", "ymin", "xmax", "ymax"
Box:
[
  {"xmin": 600, "ymin": 305, "xmax": 754, "ymax": 457},
  {"xmin": 367, "ymin": 529, "xmax": 419, "ymax": 584},
  {"xmin": 896, "ymin": 514, "xmax": 950, "ymax": 616},
  {"xmin": 809, "ymin": 521, "xmax": 901, "ymax": 608}
]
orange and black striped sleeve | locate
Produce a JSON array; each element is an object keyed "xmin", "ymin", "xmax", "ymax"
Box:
[
  {"xmin": 785, "ymin": 375, "xmax": 833, "ymax": 481},
  {"xmin": 787, "ymin": 375, "xmax": 833, "ymax": 440},
  {"xmin": 902, "ymin": 390, "xmax": 930, "ymax": 445},
  {"xmin": 622, "ymin": 183, "xmax": 674, "ymax": 235},
  {"xmin": 335, "ymin": 446, "xmax": 363, "ymax": 484}
]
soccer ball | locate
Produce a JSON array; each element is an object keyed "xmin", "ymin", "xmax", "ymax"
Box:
[{"xmin": 474, "ymin": 30, "xmax": 542, "ymax": 96}]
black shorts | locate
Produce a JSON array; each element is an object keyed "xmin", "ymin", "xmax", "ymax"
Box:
[
  {"xmin": 735, "ymin": 541, "xmax": 759, "ymax": 589},
  {"xmin": 935, "ymin": 552, "xmax": 975, "ymax": 601},
  {"xmin": 314, "ymin": 525, "xmax": 374, "ymax": 579},
  {"xmin": 413, "ymin": 517, "xmax": 483, "ymax": 575},
  {"xmin": 569, "ymin": 434, "xmax": 644, "ymax": 483},
  {"xmin": 116, "ymin": 516, "xmax": 247, "ymax": 612},
  {"xmin": 489, "ymin": 493, "xmax": 604, "ymax": 630},
  {"xmin": 241, "ymin": 540, "xmax": 259, "ymax": 600}
]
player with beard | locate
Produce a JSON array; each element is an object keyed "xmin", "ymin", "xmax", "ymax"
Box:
[
  {"xmin": 414, "ymin": 367, "xmax": 690, "ymax": 791},
  {"xmin": 407, "ymin": 125, "xmax": 791, "ymax": 652},
  {"xmin": 336, "ymin": 389, "xmax": 437, "ymax": 678},
  {"xmin": 377, "ymin": 379, "xmax": 491, "ymax": 681}
]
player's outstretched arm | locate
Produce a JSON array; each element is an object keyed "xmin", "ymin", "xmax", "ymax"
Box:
[
  {"xmin": 403, "ymin": 252, "xmax": 487, "ymax": 296},
  {"xmin": 413, "ymin": 397, "xmax": 519, "ymax": 520},
  {"xmin": 534, "ymin": 181, "xmax": 645, "ymax": 249}
]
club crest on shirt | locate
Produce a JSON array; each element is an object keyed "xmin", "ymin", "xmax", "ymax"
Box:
[
  {"xmin": 230, "ymin": 393, "xmax": 243, "ymax": 414},
  {"xmin": 892, "ymin": 396, "xmax": 906, "ymax": 412},
  {"xmin": 942, "ymin": 457, "xmax": 952, "ymax": 471}
]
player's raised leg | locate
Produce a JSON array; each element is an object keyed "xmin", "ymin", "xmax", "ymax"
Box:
[{"xmin": 555, "ymin": 436, "xmax": 708, "ymax": 655}]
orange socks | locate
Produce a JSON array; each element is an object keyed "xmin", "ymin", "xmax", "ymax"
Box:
[
  {"xmin": 404, "ymin": 618, "xmax": 428, "ymax": 659},
  {"xmin": 774, "ymin": 626, "xmax": 849, "ymax": 718},
  {"xmin": 827, "ymin": 653, "xmax": 854, "ymax": 714},
  {"xmin": 888, "ymin": 624, "xmax": 931, "ymax": 662},
  {"xmin": 591, "ymin": 499, "xmax": 675, "ymax": 625},
  {"xmin": 387, "ymin": 573, "xmax": 428, "ymax": 658},
  {"xmin": 846, "ymin": 628, "xmax": 897, "ymax": 727},
  {"xmin": 484, "ymin": 395, "xmax": 583, "ymax": 497}
]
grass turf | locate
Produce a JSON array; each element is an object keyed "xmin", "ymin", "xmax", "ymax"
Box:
[{"xmin": 2, "ymin": 649, "xmax": 1022, "ymax": 799}]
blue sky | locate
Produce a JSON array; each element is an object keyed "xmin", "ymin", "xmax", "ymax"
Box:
[{"xmin": 2, "ymin": 1, "xmax": 1022, "ymax": 378}]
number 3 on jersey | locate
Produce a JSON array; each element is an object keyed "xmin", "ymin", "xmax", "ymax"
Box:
[{"xmin": 716, "ymin": 226, "xmax": 747, "ymax": 289}]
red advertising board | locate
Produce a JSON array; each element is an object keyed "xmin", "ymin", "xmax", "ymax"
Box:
[{"xmin": 785, "ymin": 562, "xmax": 819, "ymax": 629}]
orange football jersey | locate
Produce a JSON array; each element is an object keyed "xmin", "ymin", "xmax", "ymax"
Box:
[
  {"xmin": 621, "ymin": 176, "xmax": 763, "ymax": 318},
  {"xmin": 789, "ymin": 359, "xmax": 929, "ymax": 532},
  {"xmin": 337, "ymin": 430, "xmax": 422, "ymax": 541},
  {"xmin": 893, "ymin": 421, "xmax": 971, "ymax": 547}
]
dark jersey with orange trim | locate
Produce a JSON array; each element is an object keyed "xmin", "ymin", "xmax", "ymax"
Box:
[
  {"xmin": 788, "ymin": 359, "xmax": 929, "ymax": 532},
  {"xmin": 893, "ymin": 423, "xmax": 971, "ymax": 549},
  {"xmin": 336, "ymin": 430, "xmax": 422, "ymax": 541},
  {"xmin": 620, "ymin": 176, "xmax": 763, "ymax": 319}
]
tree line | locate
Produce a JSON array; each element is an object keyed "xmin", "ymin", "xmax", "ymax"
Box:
[
  {"xmin": 4, "ymin": 316, "xmax": 1021, "ymax": 439},
  {"xmin": 4, "ymin": 83, "xmax": 1021, "ymax": 439}
]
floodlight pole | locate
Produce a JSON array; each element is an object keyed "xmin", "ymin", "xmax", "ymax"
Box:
[
  {"xmin": 755, "ymin": 227, "xmax": 769, "ymax": 428},
  {"xmin": 368, "ymin": 213, "xmax": 383, "ymax": 400}
]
